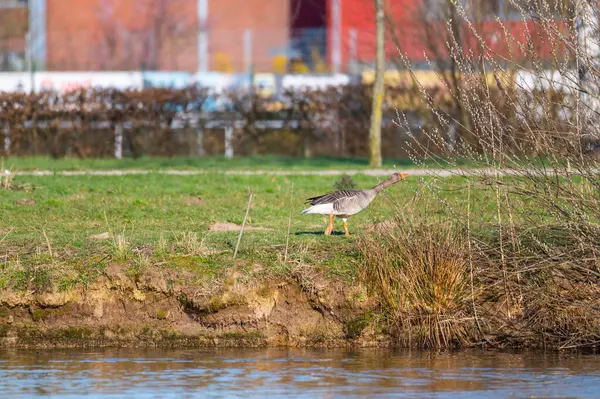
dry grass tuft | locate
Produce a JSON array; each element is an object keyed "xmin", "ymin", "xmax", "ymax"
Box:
[
  {"xmin": 359, "ymin": 220, "xmax": 474, "ymax": 348},
  {"xmin": 172, "ymin": 231, "xmax": 212, "ymax": 256},
  {"xmin": 111, "ymin": 231, "xmax": 130, "ymax": 261},
  {"xmin": 1, "ymin": 160, "xmax": 14, "ymax": 190}
]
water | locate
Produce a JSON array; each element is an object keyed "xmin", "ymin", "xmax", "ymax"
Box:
[{"xmin": 1, "ymin": 348, "xmax": 599, "ymax": 398}]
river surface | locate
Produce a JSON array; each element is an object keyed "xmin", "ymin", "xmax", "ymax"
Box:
[{"xmin": 1, "ymin": 348, "xmax": 599, "ymax": 398}]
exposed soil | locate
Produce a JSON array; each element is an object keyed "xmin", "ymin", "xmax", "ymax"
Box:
[
  {"xmin": 65, "ymin": 193, "xmax": 85, "ymax": 201},
  {"xmin": 0, "ymin": 263, "xmax": 386, "ymax": 349},
  {"xmin": 15, "ymin": 199, "xmax": 36, "ymax": 206},
  {"xmin": 89, "ymin": 232, "xmax": 111, "ymax": 240},
  {"xmin": 208, "ymin": 222, "xmax": 273, "ymax": 232},
  {"xmin": 183, "ymin": 198, "xmax": 204, "ymax": 206}
]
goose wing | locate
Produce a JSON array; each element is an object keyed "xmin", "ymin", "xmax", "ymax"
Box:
[{"xmin": 305, "ymin": 189, "xmax": 361, "ymax": 205}]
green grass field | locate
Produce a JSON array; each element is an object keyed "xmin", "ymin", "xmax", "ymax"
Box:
[
  {"xmin": 2, "ymin": 155, "xmax": 472, "ymax": 172},
  {"xmin": 0, "ymin": 155, "xmax": 563, "ymax": 290},
  {"xmin": 3, "ymin": 165, "xmax": 467, "ymax": 291}
]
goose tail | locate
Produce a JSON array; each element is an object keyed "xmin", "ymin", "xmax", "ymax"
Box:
[{"xmin": 300, "ymin": 203, "xmax": 334, "ymax": 215}]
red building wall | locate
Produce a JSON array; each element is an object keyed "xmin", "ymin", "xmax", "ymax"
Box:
[
  {"xmin": 207, "ymin": 0, "xmax": 290, "ymax": 73},
  {"xmin": 0, "ymin": 7, "xmax": 28, "ymax": 54},
  {"xmin": 46, "ymin": 0, "xmax": 197, "ymax": 71},
  {"xmin": 329, "ymin": 0, "xmax": 567, "ymax": 72},
  {"xmin": 45, "ymin": 0, "xmax": 290, "ymax": 72}
]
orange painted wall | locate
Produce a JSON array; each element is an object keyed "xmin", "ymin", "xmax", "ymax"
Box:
[
  {"xmin": 46, "ymin": 0, "xmax": 198, "ymax": 71},
  {"xmin": 45, "ymin": 0, "xmax": 290, "ymax": 72},
  {"xmin": 0, "ymin": 7, "xmax": 28, "ymax": 53},
  {"xmin": 207, "ymin": 0, "xmax": 290, "ymax": 72}
]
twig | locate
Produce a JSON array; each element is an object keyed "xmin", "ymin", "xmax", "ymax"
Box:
[
  {"xmin": 284, "ymin": 182, "xmax": 294, "ymax": 262},
  {"xmin": 494, "ymin": 171, "xmax": 512, "ymax": 319},
  {"xmin": 0, "ymin": 226, "xmax": 14, "ymax": 246},
  {"xmin": 467, "ymin": 182, "xmax": 482, "ymax": 333},
  {"xmin": 40, "ymin": 227, "xmax": 54, "ymax": 260},
  {"xmin": 233, "ymin": 188, "xmax": 254, "ymax": 260}
]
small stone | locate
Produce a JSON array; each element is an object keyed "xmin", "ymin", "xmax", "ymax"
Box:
[
  {"xmin": 132, "ymin": 289, "xmax": 146, "ymax": 302},
  {"xmin": 7, "ymin": 315, "xmax": 13, "ymax": 324},
  {"xmin": 66, "ymin": 194, "xmax": 84, "ymax": 201}
]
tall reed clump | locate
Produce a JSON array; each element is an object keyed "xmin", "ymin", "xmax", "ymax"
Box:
[
  {"xmin": 0, "ymin": 160, "xmax": 13, "ymax": 190},
  {"xmin": 359, "ymin": 219, "xmax": 474, "ymax": 348},
  {"xmin": 380, "ymin": 0, "xmax": 600, "ymax": 349}
]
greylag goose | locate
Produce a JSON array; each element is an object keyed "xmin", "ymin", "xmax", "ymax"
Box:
[{"xmin": 301, "ymin": 172, "xmax": 409, "ymax": 236}]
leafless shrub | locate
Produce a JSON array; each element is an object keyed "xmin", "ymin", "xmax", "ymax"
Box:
[{"xmin": 383, "ymin": 0, "xmax": 600, "ymax": 349}]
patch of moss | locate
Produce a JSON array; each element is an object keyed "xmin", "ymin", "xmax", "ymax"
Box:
[
  {"xmin": 156, "ymin": 311, "xmax": 167, "ymax": 320},
  {"xmin": 223, "ymin": 277, "xmax": 235, "ymax": 287},
  {"xmin": 125, "ymin": 263, "xmax": 144, "ymax": 279},
  {"xmin": 207, "ymin": 297, "xmax": 224, "ymax": 312},
  {"xmin": 59, "ymin": 327, "xmax": 92, "ymax": 340},
  {"xmin": 257, "ymin": 283, "xmax": 272, "ymax": 298},
  {"xmin": 166, "ymin": 255, "xmax": 201, "ymax": 270},
  {"xmin": 344, "ymin": 312, "xmax": 372, "ymax": 339},
  {"xmin": 11, "ymin": 270, "xmax": 29, "ymax": 291},
  {"xmin": 0, "ymin": 324, "xmax": 9, "ymax": 338},
  {"xmin": 31, "ymin": 267, "xmax": 53, "ymax": 292},
  {"xmin": 160, "ymin": 329, "xmax": 181, "ymax": 340},
  {"xmin": 301, "ymin": 327, "xmax": 335, "ymax": 345},
  {"xmin": 0, "ymin": 307, "xmax": 9, "ymax": 318},
  {"xmin": 20, "ymin": 326, "xmax": 90, "ymax": 341},
  {"xmin": 220, "ymin": 331, "xmax": 264, "ymax": 345},
  {"xmin": 31, "ymin": 308, "xmax": 50, "ymax": 322}
]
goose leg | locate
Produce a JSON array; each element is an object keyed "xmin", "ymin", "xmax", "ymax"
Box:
[
  {"xmin": 324, "ymin": 213, "xmax": 334, "ymax": 236},
  {"xmin": 343, "ymin": 218, "xmax": 350, "ymax": 236}
]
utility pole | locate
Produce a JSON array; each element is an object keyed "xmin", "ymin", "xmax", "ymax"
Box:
[
  {"xmin": 331, "ymin": 0, "xmax": 341, "ymax": 74},
  {"xmin": 369, "ymin": 0, "xmax": 384, "ymax": 167},
  {"xmin": 197, "ymin": 0, "xmax": 208, "ymax": 72}
]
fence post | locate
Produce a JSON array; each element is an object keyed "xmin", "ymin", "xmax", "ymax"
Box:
[
  {"xmin": 349, "ymin": 28, "xmax": 357, "ymax": 74},
  {"xmin": 224, "ymin": 126, "xmax": 233, "ymax": 159},
  {"xmin": 244, "ymin": 29, "xmax": 253, "ymax": 76},
  {"xmin": 196, "ymin": 126, "xmax": 205, "ymax": 156},
  {"xmin": 28, "ymin": 0, "xmax": 47, "ymax": 71},
  {"xmin": 331, "ymin": 0, "xmax": 341, "ymax": 74},
  {"xmin": 115, "ymin": 124, "xmax": 123, "ymax": 159},
  {"xmin": 197, "ymin": 0, "xmax": 209, "ymax": 72},
  {"xmin": 3, "ymin": 124, "xmax": 9, "ymax": 155}
]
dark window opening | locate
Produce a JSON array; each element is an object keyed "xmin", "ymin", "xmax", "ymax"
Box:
[{"xmin": 289, "ymin": 0, "xmax": 327, "ymax": 72}]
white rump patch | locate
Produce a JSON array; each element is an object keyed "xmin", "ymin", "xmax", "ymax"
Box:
[{"xmin": 301, "ymin": 203, "xmax": 334, "ymax": 215}]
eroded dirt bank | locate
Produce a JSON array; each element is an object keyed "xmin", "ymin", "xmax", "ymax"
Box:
[{"xmin": 0, "ymin": 263, "xmax": 387, "ymax": 349}]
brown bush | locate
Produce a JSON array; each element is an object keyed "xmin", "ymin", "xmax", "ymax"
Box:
[
  {"xmin": 0, "ymin": 84, "xmax": 469, "ymax": 159},
  {"xmin": 366, "ymin": 0, "xmax": 600, "ymax": 350}
]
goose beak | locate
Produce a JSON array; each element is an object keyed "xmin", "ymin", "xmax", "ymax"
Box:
[{"xmin": 400, "ymin": 173, "xmax": 409, "ymax": 179}]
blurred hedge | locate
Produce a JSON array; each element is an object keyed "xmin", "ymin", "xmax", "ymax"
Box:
[{"xmin": 0, "ymin": 85, "xmax": 461, "ymax": 159}]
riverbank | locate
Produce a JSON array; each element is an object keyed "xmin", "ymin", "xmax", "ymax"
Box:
[
  {"xmin": 2, "ymin": 259, "xmax": 599, "ymax": 350},
  {"xmin": 2, "ymin": 164, "xmax": 600, "ymax": 350},
  {"xmin": 0, "ymin": 261, "xmax": 385, "ymax": 349}
]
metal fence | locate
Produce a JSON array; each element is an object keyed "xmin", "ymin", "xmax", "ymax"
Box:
[
  {"xmin": 1, "ymin": 23, "xmax": 381, "ymax": 75},
  {"xmin": 0, "ymin": 37, "xmax": 25, "ymax": 71}
]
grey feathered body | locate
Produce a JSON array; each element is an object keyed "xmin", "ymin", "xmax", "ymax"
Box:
[{"xmin": 301, "ymin": 188, "xmax": 378, "ymax": 217}]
